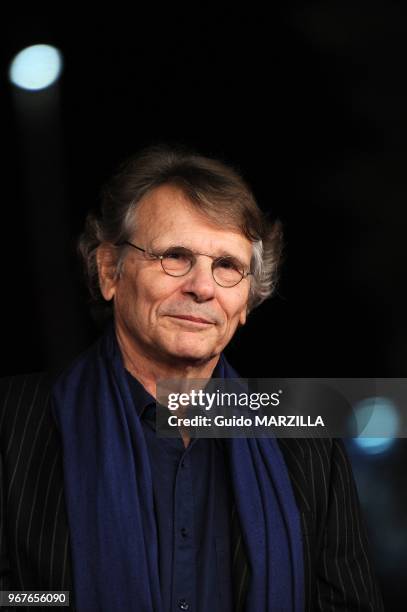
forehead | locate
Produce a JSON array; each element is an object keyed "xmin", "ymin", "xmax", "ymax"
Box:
[{"xmin": 133, "ymin": 184, "xmax": 253, "ymax": 262}]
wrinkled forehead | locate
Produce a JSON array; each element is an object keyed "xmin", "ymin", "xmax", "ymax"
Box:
[{"xmin": 131, "ymin": 184, "xmax": 253, "ymax": 262}]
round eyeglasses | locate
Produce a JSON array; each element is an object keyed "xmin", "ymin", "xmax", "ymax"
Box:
[{"xmin": 118, "ymin": 241, "xmax": 252, "ymax": 288}]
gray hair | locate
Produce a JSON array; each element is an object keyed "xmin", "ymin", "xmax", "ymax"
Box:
[{"xmin": 78, "ymin": 144, "xmax": 283, "ymax": 318}]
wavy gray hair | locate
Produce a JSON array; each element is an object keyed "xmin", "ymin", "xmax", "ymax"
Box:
[{"xmin": 78, "ymin": 144, "xmax": 283, "ymax": 318}]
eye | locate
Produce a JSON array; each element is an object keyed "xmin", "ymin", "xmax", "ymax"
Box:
[
  {"xmin": 216, "ymin": 257, "xmax": 241, "ymax": 271},
  {"xmin": 163, "ymin": 247, "xmax": 192, "ymax": 261},
  {"xmin": 161, "ymin": 247, "xmax": 194, "ymax": 274}
]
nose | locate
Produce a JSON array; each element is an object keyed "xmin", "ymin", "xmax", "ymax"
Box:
[{"xmin": 180, "ymin": 257, "xmax": 216, "ymax": 302}]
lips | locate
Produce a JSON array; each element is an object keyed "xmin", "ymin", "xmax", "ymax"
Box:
[{"xmin": 169, "ymin": 315, "xmax": 213, "ymax": 324}]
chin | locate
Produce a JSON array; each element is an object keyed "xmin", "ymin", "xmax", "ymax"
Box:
[
  {"xmin": 173, "ymin": 349, "xmax": 213, "ymax": 363},
  {"xmin": 166, "ymin": 342, "xmax": 216, "ymax": 365}
]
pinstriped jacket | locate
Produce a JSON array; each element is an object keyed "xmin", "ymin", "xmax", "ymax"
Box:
[{"xmin": 0, "ymin": 372, "xmax": 384, "ymax": 611}]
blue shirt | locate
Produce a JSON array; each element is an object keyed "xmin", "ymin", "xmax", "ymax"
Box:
[{"xmin": 125, "ymin": 364, "xmax": 234, "ymax": 612}]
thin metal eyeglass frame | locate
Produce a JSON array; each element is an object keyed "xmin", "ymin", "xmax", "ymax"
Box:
[{"xmin": 117, "ymin": 240, "xmax": 252, "ymax": 288}]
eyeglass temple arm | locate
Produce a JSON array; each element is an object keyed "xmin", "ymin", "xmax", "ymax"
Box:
[{"xmin": 118, "ymin": 241, "xmax": 147, "ymax": 254}]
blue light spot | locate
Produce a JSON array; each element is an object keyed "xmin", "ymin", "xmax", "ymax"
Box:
[
  {"xmin": 9, "ymin": 44, "xmax": 63, "ymax": 91},
  {"xmin": 352, "ymin": 397, "xmax": 399, "ymax": 455}
]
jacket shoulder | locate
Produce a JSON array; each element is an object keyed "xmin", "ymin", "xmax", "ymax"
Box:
[
  {"xmin": 0, "ymin": 371, "xmax": 57, "ymax": 407},
  {"xmin": 0, "ymin": 371, "xmax": 59, "ymax": 444}
]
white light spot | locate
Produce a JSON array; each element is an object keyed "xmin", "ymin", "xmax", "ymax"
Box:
[{"xmin": 9, "ymin": 44, "xmax": 63, "ymax": 91}]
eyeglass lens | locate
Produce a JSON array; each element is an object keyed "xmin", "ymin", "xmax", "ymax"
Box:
[{"xmin": 160, "ymin": 246, "xmax": 244, "ymax": 287}]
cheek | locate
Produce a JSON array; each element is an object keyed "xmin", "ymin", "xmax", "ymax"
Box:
[
  {"xmin": 220, "ymin": 291, "xmax": 248, "ymax": 323},
  {"xmin": 132, "ymin": 273, "xmax": 180, "ymax": 315}
]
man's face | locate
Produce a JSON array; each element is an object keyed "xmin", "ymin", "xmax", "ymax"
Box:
[{"xmin": 98, "ymin": 184, "xmax": 252, "ymax": 366}]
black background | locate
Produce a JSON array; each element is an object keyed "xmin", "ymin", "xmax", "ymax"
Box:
[{"xmin": 2, "ymin": 3, "xmax": 407, "ymax": 608}]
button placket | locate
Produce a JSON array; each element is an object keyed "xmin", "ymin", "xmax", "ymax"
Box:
[{"xmin": 172, "ymin": 447, "xmax": 196, "ymax": 611}]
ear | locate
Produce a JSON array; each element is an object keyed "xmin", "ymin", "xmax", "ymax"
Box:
[
  {"xmin": 96, "ymin": 243, "xmax": 120, "ymax": 301},
  {"xmin": 238, "ymin": 305, "xmax": 247, "ymax": 327}
]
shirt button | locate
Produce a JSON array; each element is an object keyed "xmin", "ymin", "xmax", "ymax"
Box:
[
  {"xmin": 181, "ymin": 527, "xmax": 188, "ymax": 538},
  {"xmin": 177, "ymin": 598, "xmax": 190, "ymax": 610},
  {"xmin": 181, "ymin": 460, "xmax": 185, "ymax": 468}
]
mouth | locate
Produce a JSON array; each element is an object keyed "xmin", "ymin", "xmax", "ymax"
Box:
[{"xmin": 167, "ymin": 315, "xmax": 214, "ymax": 325}]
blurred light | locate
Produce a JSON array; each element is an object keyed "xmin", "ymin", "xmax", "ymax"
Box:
[
  {"xmin": 9, "ymin": 44, "xmax": 63, "ymax": 91},
  {"xmin": 352, "ymin": 397, "xmax": 399, "ymax": 455}
]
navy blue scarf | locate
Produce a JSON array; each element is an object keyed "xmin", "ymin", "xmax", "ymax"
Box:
[{"xmin": 52, "ymin": 324, "xmax": 304, "ymax": 611}]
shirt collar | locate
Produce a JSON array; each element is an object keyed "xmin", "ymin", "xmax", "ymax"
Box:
[{"xmin": 125, "ymin": 354, "xmax": 225, "ymax": 419}]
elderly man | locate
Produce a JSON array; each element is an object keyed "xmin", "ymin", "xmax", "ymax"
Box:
[{"xmin": 1, "ymin": 145, "xmax": 383, "ymax": 611}]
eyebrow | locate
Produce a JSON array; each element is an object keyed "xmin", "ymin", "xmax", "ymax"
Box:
[{"xmin": 150, "ymin": 240, "xmax": 250, "ymax": 268}]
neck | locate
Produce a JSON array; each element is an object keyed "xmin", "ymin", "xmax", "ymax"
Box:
[{"xmin": 114, "ymin": 323, "xmax": 220, "ymax": 399}]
